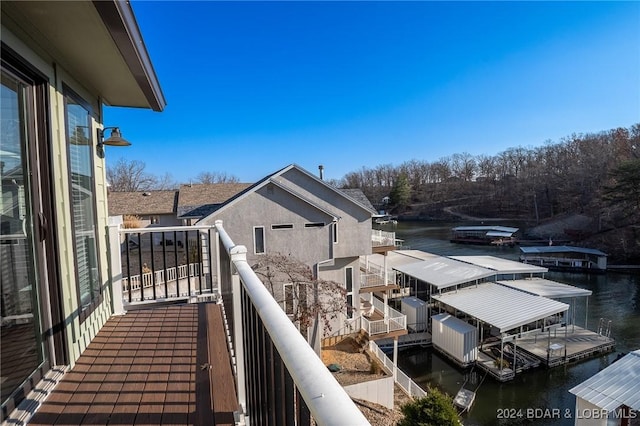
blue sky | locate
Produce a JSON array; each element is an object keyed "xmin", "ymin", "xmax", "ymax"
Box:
[{"xmin": 104, "ymin": 1, "xmax": 640, "ymax": 184}]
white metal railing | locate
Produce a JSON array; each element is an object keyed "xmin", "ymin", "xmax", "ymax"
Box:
[
  {"xmin": 122, "ymin": 263, "xmax": 201, "ymax": 293},
  {"xmin": 359, "ymin": 294, "xmax": 407, "ymax": 336},
  {"xmin": 215, "ymin": 221, "xmax": 369, "ymax": 425},
  {"xmin": 360, "ymin": 258, "xmax": 396, "ymax": 288},
  {"xmin": 360, "ymin": 273, "xmax": 385, "ymax": 289},
  {"xmin": 370, "ymin": 341, "xmax": 427, "ymax": 399},
  {"xmin": 361, "ymin": 315, "xmax": 406, "ymax": 336},
  {"xmin": 371, "ymin": 229, "xmax": 397, "ymax": 247}
]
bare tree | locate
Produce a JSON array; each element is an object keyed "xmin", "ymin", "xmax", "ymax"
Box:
[
  {"xmin": 252, "ymin": 253, "xmax": 348, "ymax": 341},
  {"xmin": 107, "ymin": 158, "xmax": 158, "ymax": 192},
  {"xmin": 195, "ymin": 171, "xmax": 240, "ymax": 184}
]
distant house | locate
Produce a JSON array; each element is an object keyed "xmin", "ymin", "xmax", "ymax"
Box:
[
  {"xmin": 107, "ymin": 183, "xmax": 251, "ymax": 226},
  {"xmin": 198, "ymin": 164, "xmax": 378, "ymax": 337},
  {"xmin": 569, "ymin": 349, "xmax": 640, "ymax": 426},
  {"xmin": 108, "ymin": 190, "xmax": 179, "ymax": 227},
  {"xmin": 177, "ymin": 183, "xmax": 252, "ymax": 224}
]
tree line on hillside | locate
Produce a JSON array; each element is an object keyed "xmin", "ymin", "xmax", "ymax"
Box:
[
  {"xmin": 336, "ymin": 123, "xmax": 640, "ymax": 262},
  {"xmin": 338, "ymin": 124, "xmax": 639, "ymax": 220}
]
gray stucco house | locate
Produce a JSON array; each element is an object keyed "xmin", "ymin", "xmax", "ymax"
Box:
[{"xmin": 198, "ymin": 164, "xmax": 380, "ymax": 336}]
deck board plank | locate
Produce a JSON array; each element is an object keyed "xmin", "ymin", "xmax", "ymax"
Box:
[{"xmin": 24, "ymin": 303, "xmax": 237, "ymax": 425}]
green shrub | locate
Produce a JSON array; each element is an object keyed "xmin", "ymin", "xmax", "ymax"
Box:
[{"xmin": 398, "ymin": 387, "xmax": 460, "ymax": 426}]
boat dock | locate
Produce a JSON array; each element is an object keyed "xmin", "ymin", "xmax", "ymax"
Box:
[
  {"xmin": 376, "ymin": 331, "xmax": 431, "ymax": 351},
  {"xmin": 472, "ymin": 327, "xmax": 614, "ymax": 382},
  {"xmin": 514, "ymin": 326, "xmax": 615, "ymax": 367}
]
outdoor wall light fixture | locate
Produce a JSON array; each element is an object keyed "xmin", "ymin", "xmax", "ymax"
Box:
[{"xmin": 97, "ymin": 127, "xmax": 131, "ymax": 148}]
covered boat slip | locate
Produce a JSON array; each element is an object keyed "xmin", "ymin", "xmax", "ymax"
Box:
[
  {"xmin": 431, "ymin": 283, "xmax": 569, "ymax": 334},
  {"xmin": 450, "ymin": 255, "xmax": 548, "ymax": 278},
  {"xmin": 450, "ymin": 226, "xmax": 519, "ymax": 245},
  {"xmin": 393, "ymin": 256, "xmax": 496, "ymax": 300},
  {"xmin": 431, "ymin": 283, "xmax": 614, "ymax": 381},
  {"xmin": 519, "ymin": 245, "xmax": 608, "ymax": 272},
  {"xmin": 496, "ymin": 277, "xmax": 593, "ymax": 331}
]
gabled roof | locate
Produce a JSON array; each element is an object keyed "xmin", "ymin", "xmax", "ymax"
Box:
[
  {"xmin": 108, "ymin": 190, "xmax": 177, "ymax": 216},
  {"xmin": 520, "ymin": 246, "xmax": 607, "ymax": 257},
  {"xmin": 340, "ymin": 189, "xmax": 377, "ymax": 214},
  {"xmin": 177, "ymin": 183, "xmax": 252, "ymax": 218},
  {"xmin": 283, "ymin": 164, "xmax": 379, "ymax": 215},
  {"xmin": 570, "ymin": 349, "xmax": 640, "ymax": 411},
  {"xmin": 198, "ymin": 164, "xmax": 375, "ymax": 223}
]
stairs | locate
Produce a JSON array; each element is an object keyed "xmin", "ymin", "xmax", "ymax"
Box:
[{"xmin": 354, "ymin": 330, "xmax": 370, "ymax": 353}]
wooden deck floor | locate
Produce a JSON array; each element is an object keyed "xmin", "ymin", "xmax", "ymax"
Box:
[{"xmin": 27, "ymin": 303, "xmax": 238, "ymax": 426}]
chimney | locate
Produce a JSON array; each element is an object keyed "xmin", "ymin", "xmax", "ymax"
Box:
[{"xmin": 318, "ymin": 165, "xmax": 324, "ymax": 180}]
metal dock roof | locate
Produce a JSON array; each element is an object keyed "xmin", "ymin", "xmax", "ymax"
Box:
[
  {"xmin": 569, "ymin": 349, "xmax": 640, "ymax": 411},
  {"xmin": 366, "ymin": 250, "xmax": 437, "ymax": 270},
  {"xmin": 394, "ymin": 256, "xmax": 496, "ymax": 290},
  {"xmin": 431, "ymin": 283, "xmax": 569, "ymax": 333},
  {"xmin": 496, "ymin": 278, "xmax": 592, "ymax": 298},
  {"xmin": 452, "ymin": 226, "xmax": 519, "ymax": 233},
  {"xmin": 451, "ymin": 255, "xmax": 548, "ymax": 274},
  {"xmin": 519, "ymin": 245, "xmax": 607, "ymax": 256}
]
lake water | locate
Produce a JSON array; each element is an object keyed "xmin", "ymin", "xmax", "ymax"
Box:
[{"xmin": 386, "ymin": 221, "xmax": 640, "ymax": 426}]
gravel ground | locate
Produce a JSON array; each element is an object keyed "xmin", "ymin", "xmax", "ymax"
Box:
[{"xmin": 321, "ymin": 337, "xmax": 411, "ymax": 425}]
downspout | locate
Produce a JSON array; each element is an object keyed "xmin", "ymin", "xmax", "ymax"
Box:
[{"xmin": 311, "ymin": 258, "xmax": 334, "ymax": 355}]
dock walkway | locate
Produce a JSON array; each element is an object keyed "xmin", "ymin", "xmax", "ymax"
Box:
[
  {"xmin": 376, "ymin": 332, "xmax": 431, "ymax": 351},
  {"xmin": 515, "ymin": 326, "xmax": 615, "ymax": 367}
]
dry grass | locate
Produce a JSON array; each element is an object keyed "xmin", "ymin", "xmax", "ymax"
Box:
[
  {"xmin": 320, "ymin": 336, "xmax": 411, "ymax": 425},
  {"xmin": 122, "ymin": 214, "xmax": 142, "ymax": 229}
]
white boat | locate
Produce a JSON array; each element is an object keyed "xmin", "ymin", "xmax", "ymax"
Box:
[{"xmin": 374, "ymin": 215, "xmax": 397, "ymax": 225}]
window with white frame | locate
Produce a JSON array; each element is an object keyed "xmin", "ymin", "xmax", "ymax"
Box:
[{"xmin": 253, "ymin": 226, "xmax": 265, "ymax": 254}]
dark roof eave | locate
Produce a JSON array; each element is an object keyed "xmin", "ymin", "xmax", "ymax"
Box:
[{"xmin": 92, "ymin": 0, "xmax": 166, "ymax": 112}]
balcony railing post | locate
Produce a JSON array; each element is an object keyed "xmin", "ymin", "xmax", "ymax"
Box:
[
  {"xmin": 107, "ymin": 217, "xmax": 125, "ymax": 315},
  {"xmin": 215, "ymin": 220, "xmax": 223, "ymax": 294},
  {"xmin": 230, "ymin": 244, "xmax": 247, "ymax": 413}
]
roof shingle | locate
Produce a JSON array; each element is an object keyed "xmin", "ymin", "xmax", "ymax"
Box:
[{"xmin": 108, "ymin": 190, "xmax": 178, "ymax": 215}]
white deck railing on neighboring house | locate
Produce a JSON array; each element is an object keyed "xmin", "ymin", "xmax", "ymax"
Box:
[
  {"xmin": 360, "ymin": 294, "xmax": 406, "ymax": 336},
  {"xmin": 371, "ymin": 229, "xmax": 397, "ymax": 247},
  {"xmin": 369, "ymin": 341, "xmax": 427, "ymax": 399},
  {"xmin": 360, "ymin": 263, "xmax": 396, "ymax": 289},
  {"xmin": 123, "ymin": 263, "xmax": 201, "ymax": 293}
]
